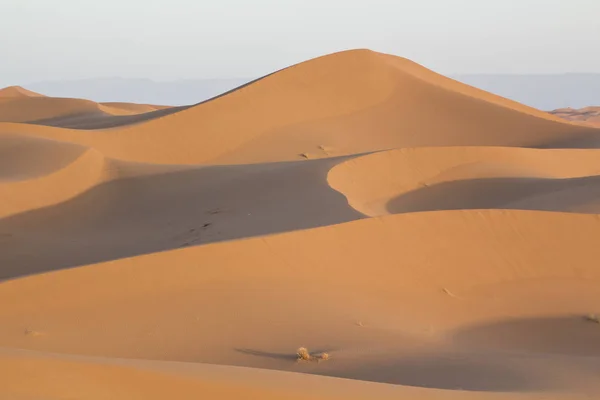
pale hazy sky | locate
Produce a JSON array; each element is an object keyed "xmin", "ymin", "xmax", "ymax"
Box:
[{"xmin": 1, "ymin": 0, "xmax": 599, "ymax": 86}]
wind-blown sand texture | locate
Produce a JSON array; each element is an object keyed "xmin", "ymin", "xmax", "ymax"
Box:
[{"xmin": 2, "ymin": 49, "xmax": 600, "ymax": 399}]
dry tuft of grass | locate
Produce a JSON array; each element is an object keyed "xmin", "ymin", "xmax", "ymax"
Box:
[
  {"xmin": 297, "ymin": 347, "xmax": 311, "ymax": 361},
  {"xmin": 584, "ymin": 314, "xmax": 600, "ymax": 323},
  {"xmin": 296, "ymin": 347, "xmax": 330, "ymax": 362}
]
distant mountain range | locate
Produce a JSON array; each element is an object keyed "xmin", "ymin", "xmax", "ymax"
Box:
[{"xmin": 24, "ymin": 73, "xmax": 600, "ymax": 110}]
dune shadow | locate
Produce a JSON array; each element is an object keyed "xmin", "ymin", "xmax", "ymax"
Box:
[
  {"xmin": 0, "ymin": 156, "xmax": 364, "ymax": 280},
  {"xmin": 451, "ymin": 315, "xmax": 600, "ymax": 357},
  {"xmin": 534, "ymin": 131, "xmax": 600, "ymax": 149},
  {"xmin": 321, "ymin": 354, "xmax": 546, "ymax": 392},
  {"xmin": 386, "ymin": 175, "xmax": 600, "ymax": 214},
  {"xmin": 234, "ymin": 347, "xmax": 547, "ymax": 391},
  {"xmin": 235, "ymin": 348, "xmax": 297, "ymax": 361},
  {"xmin": 234, "ymin": 347, "xmax": 337, "ymax": 361},
  {"xmin": 27, "ymin": 105, "xmax": 190, "ymax": 129}
]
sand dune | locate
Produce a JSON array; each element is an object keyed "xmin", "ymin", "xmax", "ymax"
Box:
[
  {"xmin": 3, "ymin": 49, "xmax": 600, "ymax": 399},
  {"xmin": 0, "ymin": 88, "xmax": 180, "ymax": 129},
  {"xmin": 551, "ymin": 106, "xmax": 600, "ymax": 127},
  {"xmin": 328, "ymin": 147, "xmax": 600, "ymax": 216},
  {"xmin": 0, "ymin": 154, "xmax": 364, "ymax": 278},
  {"xmin": 0, "ymin": 85, "xmax": 45, "ymax": 98},
  {"xmin": 2, "ymin": 49, "xmax": 599, "ymax": 165},
  {"xmin": 7, "ymin": 144, "xmax": 600, "ymax": 279},
  {"xmin": 101, "ymin": 101, "xmax": 171, "ymax": 113},
  {"xmin": 0, "ymin": 133, "xmax": 113, "ymax": 218}
]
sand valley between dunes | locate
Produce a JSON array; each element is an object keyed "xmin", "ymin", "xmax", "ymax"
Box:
[{"xmin": 3, "ymin": 49, "xmax": 600, "ymax": 399}]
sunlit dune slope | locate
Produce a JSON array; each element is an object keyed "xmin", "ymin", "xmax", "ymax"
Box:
[
  {"xmin": 328, "ymin": 147, "xmax": 600, "ymax": 216},
  {"xmin": 102, "ymin": 102, "xmax": 171, "ymax": 113}
]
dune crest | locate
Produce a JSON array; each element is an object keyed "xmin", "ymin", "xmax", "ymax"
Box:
[
  {"xmin": 0, "ymin": 85, "xmax": 181, "ymax": 129},
  {"xmin": 0, "ymin": 133, "xmax": 114, "ymax": 218},
  {"xmin": 0, "ymin": 85, "xmax": 45, "ymax": 98},
  {"xmin": 328, "ymin": 147, "xmax": 600, "ymax": 216}
]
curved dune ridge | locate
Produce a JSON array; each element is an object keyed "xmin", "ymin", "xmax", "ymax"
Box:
[
  {"xmin": 3, "ymin": 49, "xmax": 600, "ymax": 399},
  {"xmin": 328, "ymin": 147, "xmax": 600, "ymax": 216},
  {"xmin": 0, "ymin": 133, "xmax": 115, "ymax": 218},
  {"xmin": 0, "ymin": 85, "xmax": 46, "ymax": 98},
  {"xmin": 0, "ymin": 89, "xmax": 179, "ymax": 129}
]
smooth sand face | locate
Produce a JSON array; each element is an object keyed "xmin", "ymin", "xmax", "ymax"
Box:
[{"xmin": 2, "ymin": 49, "xmax": 600, "ymax": 399}]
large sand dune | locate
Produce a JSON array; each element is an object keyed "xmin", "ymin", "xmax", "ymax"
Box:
[
  {"xmin": 3, "ymin": 49, "xmax": 600, "ymax": 399},
  {"xmin": 2, "ymin": 50, "xmax": 599, "ymax": 164}
]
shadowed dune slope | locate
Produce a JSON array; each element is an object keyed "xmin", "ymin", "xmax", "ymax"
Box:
[
  {"xmin": 27, "ymin": 104, "xmax": 188, "ymax": 129},
  {"xmin": 328, "ymin": 147, "xmax": 600, "ymax": 216},
  {"xmin": 3, "ymin": 49, "xmax": 599, "ymax": 165},
  {"xmin": 4, "ymin": 348, "xmax": 596, "ymax": 400},
  {"xmin": 0, "ymin": 154, "xmax": 363, "ymax": 279}
]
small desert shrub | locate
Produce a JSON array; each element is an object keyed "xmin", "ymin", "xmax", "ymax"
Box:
[
  {"xmin": 297, "ymin": 347, "xmax": 311, "ymax": 361},
  {"xmin": 296, "ymin": 347, "xmax": 330, "ymax": 362}
]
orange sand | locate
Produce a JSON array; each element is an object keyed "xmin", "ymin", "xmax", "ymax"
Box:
[{"xmin": 2, "ymin": 49, "xmax": 600, "ymax": 399}]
